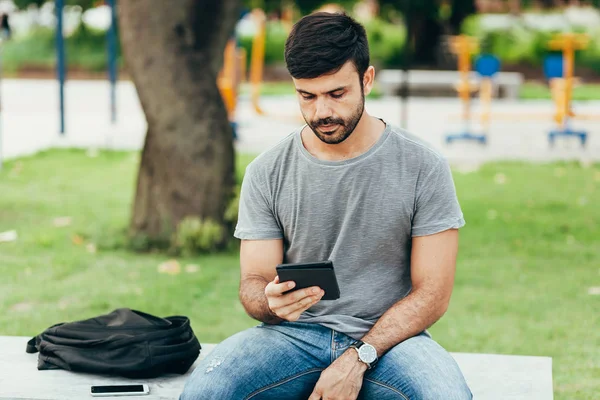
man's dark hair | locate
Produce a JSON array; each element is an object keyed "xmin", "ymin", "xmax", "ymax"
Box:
[{"xmin": 284, "ymin": 12, "xmax": 370, "ymax": 80}]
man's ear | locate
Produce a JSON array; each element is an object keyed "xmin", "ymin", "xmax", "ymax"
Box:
[{"xmin": 362, "ymin": 66, "xmax": 375, "ymax": 96}]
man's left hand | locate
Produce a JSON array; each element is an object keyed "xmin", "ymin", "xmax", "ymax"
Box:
[{"xmin": 308, "ymin": 349, "xmax": 368, "ymax": 400}]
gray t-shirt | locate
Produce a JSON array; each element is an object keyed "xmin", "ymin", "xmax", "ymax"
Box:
[{"xmin": 234, "ymin": 121, "xmax": 465, "ymax": 340}]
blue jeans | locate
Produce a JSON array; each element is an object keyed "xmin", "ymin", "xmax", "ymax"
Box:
[{"xmin": 180, "ymin": 321, "xmax": 472, "ymax": 400}]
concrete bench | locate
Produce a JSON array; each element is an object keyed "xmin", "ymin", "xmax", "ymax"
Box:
[
  {"xmin": 0, "ymin": 336, "xmax": 553, "ymax": 399},
  {"xmin": 376, "ymin": 69, "xmax": 524, "ymax": 99}
]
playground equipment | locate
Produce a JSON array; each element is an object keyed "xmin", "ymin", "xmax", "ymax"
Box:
[
  {"xmin": 249, "ymin": 9, "xmax": 267, "ymax": 116},
  {"xmin": 216, "ymin": 8, "xmax": 301, "ymax": 129},
  {"xmin": 248, "ymin": 9, "xmax": 304, "ymax": 122},
  {"xmin": 53, "ymin": 0, "xmax": 119, "ymax": 135},
  {"xmin": 218, "ymin": 36, "xmax": 246, "ymax": 137},
  {"xmin": 446, "ymin": 32, "xmax": 600, "ymax": 147},
  {"xmin": 445, "ymin": 34, "xmax": 496, "ymax": 145},
  {"xmin": 475, "ymin": 54, "xmax": 501, "ymax": 139},
  {"xmin": 545, "ymin": 32, "xmax": 590, "ymax": 146}
]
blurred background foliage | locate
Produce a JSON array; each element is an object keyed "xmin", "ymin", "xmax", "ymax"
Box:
[{"xmin": 1, "ymin": 0, "xmax": 599, "ymax": 76}]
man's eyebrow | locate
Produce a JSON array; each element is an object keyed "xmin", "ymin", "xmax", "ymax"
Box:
[
  {"xmin": 296, "ymin": 89, "xmax": 313, "ymax": 95},
  {"xmin": 296, "ymin": 86, "xmax": 348, "ymax": 95}
]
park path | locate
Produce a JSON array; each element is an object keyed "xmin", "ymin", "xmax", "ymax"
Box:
[{"xmin": 1, "ymin": 79, "xmax": 598, "ymax": 167}]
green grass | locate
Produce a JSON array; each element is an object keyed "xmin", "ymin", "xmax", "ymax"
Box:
[
  {"xmin": 1, "ymin": 150, "xmax": 599, "ymax": 399},
  {"xmin": 520, "ymin": 82, "xmax": 600, "ymax": 101}
]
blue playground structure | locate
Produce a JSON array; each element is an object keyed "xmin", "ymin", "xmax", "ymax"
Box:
[
  {"xmin": 543, "ymin": 53, "xmax": 587, "ymax": 147},
  {"xmin": 445, "ymin": 49, "xmax": 501, "ymax": 145}
]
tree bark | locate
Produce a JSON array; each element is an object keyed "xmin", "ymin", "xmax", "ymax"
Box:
[{"xmin": 118, "ymin": 0, "xmax": 239, "ymax": 244}]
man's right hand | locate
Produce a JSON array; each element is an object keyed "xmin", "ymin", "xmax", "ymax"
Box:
[{"xmin": 265, "ymin": 276, "xmax": 324, "ymax": 322}]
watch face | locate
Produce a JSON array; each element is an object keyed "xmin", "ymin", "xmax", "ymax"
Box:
[{"xmin": 359, "ymin": 344, "xmax": 377, "ymax": 363}]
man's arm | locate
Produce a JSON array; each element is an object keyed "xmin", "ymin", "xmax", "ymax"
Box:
[
  {"xmin": 238, "ymin": 239, "xmax": 326, "ymax": 324},
  {"xmin": 361, "ymin": 228, "xmax": 459, "ymax": 355},
  {"xmin": 238, "ymin": 239, "xmax": 284, "ymax": 324},
  {"xmin": 309, "ymin": 230, "xmax": 459, "ymax": 400}
]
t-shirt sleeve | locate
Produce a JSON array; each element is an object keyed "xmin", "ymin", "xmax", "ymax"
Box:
[
  {"xmin": 411, "ymin": 158, "xmax": 465, "ymax": 237},
  {"xmin": 233, "ymin": 165, "xmax": 283, "ymax": 240}
]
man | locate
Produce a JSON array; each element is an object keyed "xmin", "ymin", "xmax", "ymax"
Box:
[{"xmin": 181, "ymin": 12, "xmax": 472, "ymax": 400}]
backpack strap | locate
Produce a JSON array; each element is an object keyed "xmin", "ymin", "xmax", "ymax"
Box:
[
  {"xmin": 26, "ymin": 322, "xmax": 65, "ymax": 354},
  {"xmin": 26, "ymin": 337, "xmax": 38, "ymax": 354}
]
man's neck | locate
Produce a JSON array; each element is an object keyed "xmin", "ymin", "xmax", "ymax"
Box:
[{"xmin": 301, "ymin": 114, "xmax": 386, "ymax": 162}]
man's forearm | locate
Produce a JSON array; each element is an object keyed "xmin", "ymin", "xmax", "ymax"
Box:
[
  {"xmin": 239, "ymin": 275, "xmax": 284, "ymax": 324},
  {"xmin": 361, "ymin": 287, "xmax": 448, "ymax": 356}
]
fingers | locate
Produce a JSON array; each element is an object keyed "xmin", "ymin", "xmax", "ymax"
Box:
[
  {"xmin": 275, "ymin": 290, "xmax": 324, "ymax": 321},
  {"xmin": 265, "ymin": 276, "xmax": 325, "ymax": 321},
  {"xmin": 308, "ymin": 385, "xmax": 323, "ymax": 400},
  {"xmin": 264, "ymin": 276, "xmax": 294, "ymax": 297}
]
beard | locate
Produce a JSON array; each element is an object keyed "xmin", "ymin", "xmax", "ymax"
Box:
[{"xmin": 304, "ymin": 96, "xmax": 365, "ymax": 145}]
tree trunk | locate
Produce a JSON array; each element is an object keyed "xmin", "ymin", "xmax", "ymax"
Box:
[
  {"xmin": 411, "ymin": 14, "xmax": 443, "ymax": 66},
  {"xmin": 118, "ymin": 0, "xmax": 239, "ymax": 244}
]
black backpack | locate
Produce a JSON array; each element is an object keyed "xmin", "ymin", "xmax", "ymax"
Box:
[{"xmin": 26, "ymin": 308, "xmax": 202, "ymax": 378}]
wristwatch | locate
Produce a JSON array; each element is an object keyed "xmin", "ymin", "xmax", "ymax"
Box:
[{"xmin": 350, "ymin": 340, "xmax": 378, "ymax": 369}]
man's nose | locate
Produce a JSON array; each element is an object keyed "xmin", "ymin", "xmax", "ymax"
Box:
[{"xmin": 314, "ymin": 98, "xmax": 333, "ymax": 120}]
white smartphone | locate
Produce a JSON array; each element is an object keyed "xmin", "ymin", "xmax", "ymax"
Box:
[{"xmin": 90, "ymin": 384, "xmax": 150, "ymax": 397}]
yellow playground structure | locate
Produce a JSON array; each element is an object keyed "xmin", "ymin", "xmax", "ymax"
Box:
[
  {"xmin": 446, "ymin": 32, "xmax": 599, "ymax": 147},
  {"xmin": 217, "ymin": 8, "xmax": 304, "ymax": 130},
  {"xmin": 545, "ymin": 32, "xmax": 593, "ymax": 146},
  {"xmin": 445, "ymin": 34, "xmax": 490, "ymax": 145},
  {"xmin": 218, "ymin": 38, "xmax": 246, "ymax": 126},
  {"xmin": 217, "ymin": 9, "xmax": 303, "ymax": 136},
  {"xmin": 249, "ymin": 8, "xmax": 268, "ymax": 116},
  {"xmin": 219, "ymin": 13, "xmax": 598, "ymax": 147},
  {"xmin": 248, "ymin": 9, "xmax": 304, "ymax": 122}
]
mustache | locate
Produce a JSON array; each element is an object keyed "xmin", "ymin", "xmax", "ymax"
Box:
[{"xmin": 314, "ymin": 118, "xmax": 344, "ymax": 127}]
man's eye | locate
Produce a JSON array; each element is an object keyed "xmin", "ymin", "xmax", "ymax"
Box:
[
  {"xmin": 331, "ymin": 92, "xmax": 344, "ymax": 99},
  {"xmin": 302, "ymin": 95, "xmax": 315, "ymax": 100}
]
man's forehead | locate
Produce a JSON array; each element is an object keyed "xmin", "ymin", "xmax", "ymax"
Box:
[{"xmin": 293, "ymin": 65, "xmax": 358, "ymax": 93}]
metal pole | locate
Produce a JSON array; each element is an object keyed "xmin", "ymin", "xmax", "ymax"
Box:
[
  {"xmin": 107, "ymin": 0, "xmax": 117, "ymax": 124},
  {"xmin": 400, "ymin": 1, "xmax": 412, "ymax": 130},
  {"xmin": 56, "ymin": 0, "xmax": 65, "ymax": 135}
]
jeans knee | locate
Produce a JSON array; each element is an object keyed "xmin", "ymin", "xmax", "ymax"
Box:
[
  {"xmin": 180, "ymin": 382, "xmax": 229, "ymax": 400},
  {"xmin": 179, "ymin": 372, "xmax": 231, "ymax": 400}
]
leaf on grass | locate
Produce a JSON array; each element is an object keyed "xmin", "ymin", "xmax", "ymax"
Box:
[
  {"xmin": 72, "ymin": 235, "xmax": 84, "ymax": 246},
  {"xmin": 0, "ymin": 230, "xmax": 18, "ymax": 243},
  {"xmin": 86, "ymin": 243, "xmax": 97, "ymax": 254},
  {"xmin": 588, "ymin": 287, "xmax": 600, "ymax": 295},
  {"xmin": 10, "ymin": 302, "xmax": 33, "ymax": 313},
  {"xmin": 455, "ymin": 163, "xmax": 480, "ymax": 174},
  {"xmin": 158, "ymin": 259, "xmax": 181, "ymax": 275},
  {"xmin": 185, "ymin": 264, "xmax": 200, "ymax": 274},
  {"xmin": 53, "ymin": 216, "xmax": 72, "ymax": 227},
  {"xmin": 86, "ymin": 148, "xmax": 99, "ymax": 158},
  {"xmin": 9, "ymin": 161, "xmax": 23, "ymax": 177},
  {"xmin": 494, "ymin": 173, "xmax": 507, "ymax": 185},
  {"xmin": 58, "ymin": 296, "xmax": 77, "ymax": 310}
]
